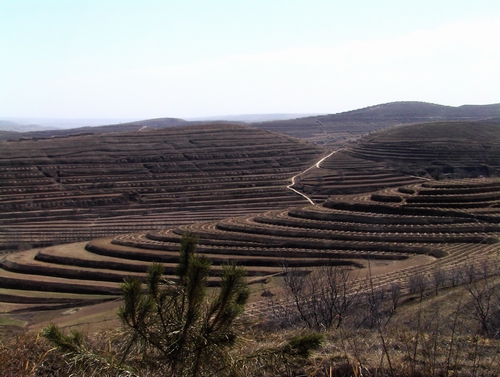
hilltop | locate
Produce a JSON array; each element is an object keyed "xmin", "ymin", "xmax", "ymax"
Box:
[
  {"xmin": 2, "ymin": 102, "xmax": 499, "ymax": 145},
  {"xmin": 253, "ymin": 101, "xmax": 500, "ymax": 146},
  {"xmin": 0, "ymin": 117, "xmax": 188, "ymax": 141}
]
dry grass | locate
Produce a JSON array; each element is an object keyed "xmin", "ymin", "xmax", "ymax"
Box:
[
  {"xmin": 2, "ymin": 270, "xmax": 500, "ymax": 376},
  {"xmin": 0, "ymin": 332, "xmax": 67, "ymax": 376}
]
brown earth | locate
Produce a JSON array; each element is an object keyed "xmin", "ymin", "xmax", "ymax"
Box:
[
  {"xmin": 1, "ymin": 178, "xmax": 498, "ymax": 335},
  {"xmin": 0, "ymin": 123, "xmax": 325, "ymax": 250},
  {"xmin": 1, "ymin": 118, "xmax": 499, "ymax": 336}
]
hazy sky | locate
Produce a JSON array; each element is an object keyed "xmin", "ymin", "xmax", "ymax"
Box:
[{"xmin": 1, "ymin": 1, "xmax": 499, "ymax": 119}]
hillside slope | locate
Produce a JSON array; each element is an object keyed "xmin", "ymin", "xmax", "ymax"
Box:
[
  {"xmin": 1, "ymin": 178, "xmax": 498, "ymax": 315},
  {"xmin": 347, "ymin": 121, "xmax": 500, "ymax": 176},
  {"xmin": 294, "ymin": 120, "xmax": 500, "ymax": 200},
  {"xmin": 253, "ymin": 102, "xmax": 500, "ymax": 146},
  {"xmin": 3, "ymin": 102, "xmax": 500, "ymax": 146},
  {"xmin": 0, "ymin": 124, "xmax": 325, "ymax": 250}
]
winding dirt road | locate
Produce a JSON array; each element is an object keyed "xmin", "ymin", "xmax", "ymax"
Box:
[{"xmin": 286, "ymin": 149, "xmax": 342, "ymax": 205}]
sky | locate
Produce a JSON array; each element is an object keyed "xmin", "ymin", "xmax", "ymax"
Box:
[{"xmin": 1, "ymin": 0, "xmax": 499, "ymax": 120}]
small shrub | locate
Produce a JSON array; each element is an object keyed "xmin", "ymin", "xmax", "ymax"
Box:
[{"xmin": 41, "ymin": 234, "xmax": 323, "ymax": 376}]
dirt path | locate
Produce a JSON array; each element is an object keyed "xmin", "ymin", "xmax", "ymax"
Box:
[{"xmin": 286, "ymin": 149, "xmax": 342, "ymax": 205}]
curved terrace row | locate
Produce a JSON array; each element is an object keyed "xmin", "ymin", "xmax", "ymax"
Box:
[
  {"xmin": 346, "ymin": 122, "xmax": 500, "ymax": 176},
  {"xmin": 293, "ymin": 121, "xmax": 500, "ymax": 201},
  {"xmin": 1, "ymin": 178, "xmax": 498, "ymax": 311}
]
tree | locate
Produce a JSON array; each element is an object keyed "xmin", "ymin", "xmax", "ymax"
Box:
[
  {"xmin": 463, "ymin": 262, "xmax": 500, "ymax": 338},
  {"xmin": 43, "ymin": 234, "xmax": 323, "ymax": 376},
  {"xmin": 281, "ymin": 264, "xmax": 360, "ymax": 330},
  {"xmin": 118, "ymin": 233, "xmax": 250, "ymax": 376}
]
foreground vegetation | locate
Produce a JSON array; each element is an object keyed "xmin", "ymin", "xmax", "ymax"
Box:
[
  {"xmin": 1, "ymin": 116, "xmax": 499, "ymax": 375},
  {"xmin": 1, "ymin": 175, "xmax": 499, "ymax": 375},
  {"xmin": 0, "ymin": 235, "xmax": 323, "ymax": 376},
  {"xmin": 1, "ymin": 240, "xmax": 499, "ymax": 376}
]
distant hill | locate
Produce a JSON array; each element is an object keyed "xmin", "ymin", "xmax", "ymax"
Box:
[
  {"xmin": 187, "ymin": 113, "xmax": 321, "ymax": 122},
  {"xmin": 0, "ymin": 120, "xmax": 62, "ymax": 133},
  {"xmin": 0, "ymin": 120, "xmax": 24, "ymax": 132},
  {"xmin": 0, "ymin": 117, "xmax": 188, "ymax": 141},
  {"xmin": 2, "ymin": 101, "xmax": 499, "ymax": 144},
  {"xmin": 318, "ymin": 102, "xmax": 500, "ymax": 121},
  {"xmin": 0, "ymin": 118, "xmax": 140, "ymax": 132},
  {"xmin": 251, "ymin": 101, "xmax": 500, "ymax": 147}
]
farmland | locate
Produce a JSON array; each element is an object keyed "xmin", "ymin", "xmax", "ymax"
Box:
[
  {"xmin": 0, "ymin": 119, "xmax": 499, "ymax": 313},
  {"xmin": 1, "ymin": 108, "xmax": 500, "ymax": 375},
  {"xmin": 1, "ymin": 176, "xmax": 498, "ymax": 313},
  {"xmin": 292, "ymin": 120, "xmax": 500, "ymax": 201},
  {"xmin": 0, "ymin": 124, "xmax": 325, "ymax": 250}
]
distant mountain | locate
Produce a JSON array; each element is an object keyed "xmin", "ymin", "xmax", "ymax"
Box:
[
  {"xmin": 251, "ymin": 101, "xmax": 500, "ymax": 147},
  {"xmin": 0, "ymin": 120, "xmax": 22, "ymax": 131},
  {"xmin": 187, "ymin": 113, "xmax": 321, "ymax": 122},
  {"xmin": 0, "ymin": 118, "xmax": 139, "ymax": 132},
  {"xmin": 0, "ymin": 117, "xmax": 188, "ymax": 141},
  {"xmin": 2, "ymin": 101, "xmax": 499, "ymax": 144},
  {"xmin": 0, "ymin": 120, "xmax": 60, "ymax": 132},
  {"xmin": 318, "ymin": 101, "xmax": 500, "ymax": 121}
]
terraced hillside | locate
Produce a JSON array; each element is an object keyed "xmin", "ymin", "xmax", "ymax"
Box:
[
  {"xmin": 254, "ymin": 102, "xmax": 500, "ymax": 147},
  {"xmin": 348, "ymin": 121, "xmax": 500, "ymax": 176},
  {"xmin": 0, "ymin": 124, "xmax": 325, "ymax": 250},
  {"xmin": 293, "ymin": 121, "xmax": 500, "ymax": 201},
  {"xmin": 4, "ymin": 102, "xmax": 500, "ymax": 147},
  {"xmin": 291, "ymin": 150, "xmax": 424, "ymax": 202},
  {"xmin": 1, "ymin": 178, "xmax": 498, "ymax": 314}
]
